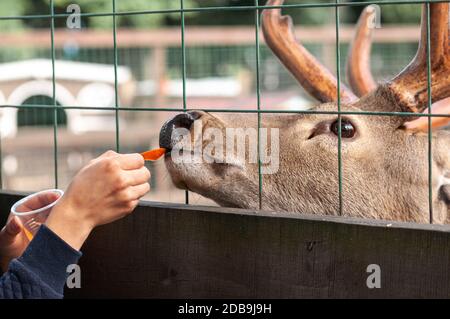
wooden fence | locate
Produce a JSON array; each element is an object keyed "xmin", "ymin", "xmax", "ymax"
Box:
[
  {"xmin": 1, "ymin": 190, "xmax": 449, "ymax": 298},
  {"xmin": 0, "ymin": 26, "xmax": 421, "ymax": 48}
]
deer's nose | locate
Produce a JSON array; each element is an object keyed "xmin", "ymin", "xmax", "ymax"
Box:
[{"xmin": 159, "ymin": 111, "xmax": 203, "ymax": 150}]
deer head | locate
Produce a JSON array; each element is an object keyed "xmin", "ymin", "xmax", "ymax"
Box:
[{"xmin": 160, "ymin": 0, "xmax": 450, "ymax": 223}]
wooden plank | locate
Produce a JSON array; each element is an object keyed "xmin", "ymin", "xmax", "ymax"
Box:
[
  {"xmin": 0, "ymin": 190, "xmax": 449, "ymax": 298},
  {"xmin": 0, "ymin": 26, "xmax": 421, "ymax": 48}
]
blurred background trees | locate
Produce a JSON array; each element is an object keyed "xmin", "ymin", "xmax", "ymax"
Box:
[{"xmin": 0, "ymin": 0, "xmax": 422, "ymax": 30}]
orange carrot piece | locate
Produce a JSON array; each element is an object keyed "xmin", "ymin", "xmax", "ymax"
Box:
[{"xmin": 141, "ymin": 148, "xmax": 166, "ymax": 161}]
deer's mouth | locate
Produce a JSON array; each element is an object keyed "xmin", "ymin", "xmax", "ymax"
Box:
[{"xmin": 159, "ymin": 111, "xmax": 227, "ymax": 185}]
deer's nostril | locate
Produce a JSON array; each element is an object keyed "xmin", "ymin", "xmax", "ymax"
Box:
[{"xmin": 159, "ymin": 111, "xmax": 203, "ymax": 151}]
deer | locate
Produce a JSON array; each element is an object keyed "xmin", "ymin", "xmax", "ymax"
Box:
[{"xmin": 159, "ymin": 0, "xmax": 450, "ymax": 224}]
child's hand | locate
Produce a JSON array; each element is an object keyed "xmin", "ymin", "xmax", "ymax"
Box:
[
  {"xmin": 46, "ymin": 151, "xmax": 151, "ymax": 250},
  {"xmin": 0, "ymin": 216, "xmax": 29, "ymax": 272}
]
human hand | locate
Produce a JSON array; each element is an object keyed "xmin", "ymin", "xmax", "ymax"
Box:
[
  {"xmin": 46, "ymin": 151, "xmax": 150, "ymax": 250},
  {"xmin": 0, "ymin": 190, "xmax": 63, "ymax": 272},
  {"xmin": 0, "ymin": 215, "xmax": 29, "ymax": 272}
]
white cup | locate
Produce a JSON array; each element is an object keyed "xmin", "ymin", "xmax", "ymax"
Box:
[{"xmin": 11, "ymin": 189, "xmax": 64, "ymax": 240}]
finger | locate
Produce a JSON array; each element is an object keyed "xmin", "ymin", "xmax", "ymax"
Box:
[
  {"xmin": 88, "ymin": 151, "xmax": 118, "ymax": 166},
  {"xmin": 2, "ymin": 217, "xmax": 22, "ymax": 239},
  {"xmin": 20, "ymin": 192, "xmax": 61, "ymax": 212},
  {"xmin": 115, "ymin": 153, "xmax": 145, "ymax": 170},
  {"xmin": 123, "ymin": 200, "xmax": 139, "ymax": 214},
  {"xmin": 19, "ymin": 195, "xmax": 46, "ymax": 212},
  {"xmin": 124, "ymin": 167, "xmax": 151, "ymax": 186},
  {"xmin": 97, "ymin": 150, "xmax": 119, "ymax": 160},
  {"xmin": 129, "ymin": 183, "xmax": 151, "ymax": 200}
]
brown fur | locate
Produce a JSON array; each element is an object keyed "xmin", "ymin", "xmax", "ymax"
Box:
[
  {"xmin": 164, "ymin": 1, "xmax": 450, "ymax": 223},
  {"xmin": 164, "ymin": 86, "xmax": 450, "ymax": 223}
]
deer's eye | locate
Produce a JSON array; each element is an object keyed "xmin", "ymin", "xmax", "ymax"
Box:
[{"xmin": 331, "ymin": 119, "xmax": 356, "ymax": 138}]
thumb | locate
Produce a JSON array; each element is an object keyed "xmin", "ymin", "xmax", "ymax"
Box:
[{"xmin": 4, "ymin": 217, "xmax": 22, "ymax": 238}]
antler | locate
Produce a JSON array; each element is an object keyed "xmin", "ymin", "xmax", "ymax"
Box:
[
  {"xmin": 387, "ymin": 2, "xmax": 450, "ymax": 113},
  {"xmin": 346, "ymin": 6, "xmax": 377, "ymax": 97},
  {"xmin": 348, "ymin": 4, "xmax": 450, "ymax": 131},
  {"xmin": 261, "ymin": 0, "xmax": 357, "ymax": 103}
]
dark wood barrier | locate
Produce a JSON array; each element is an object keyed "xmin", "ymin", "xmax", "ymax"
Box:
[{"xmin": 1, "ymin": 190, "xmax": 449, "ymax": 298}]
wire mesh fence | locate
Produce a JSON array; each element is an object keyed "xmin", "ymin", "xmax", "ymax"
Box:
[{"xmin": 0, "ymin": 0, "xmax": 448, "ymax": 223}]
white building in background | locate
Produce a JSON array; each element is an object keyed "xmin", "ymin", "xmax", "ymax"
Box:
[{"xmin": 0, "ymin": 59, "xmax": 135, "ymax": 138}]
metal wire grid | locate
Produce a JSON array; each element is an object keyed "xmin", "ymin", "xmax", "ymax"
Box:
[{"xmin": 0, "ymin": 0, "xmax": 448, "ymax": 224}]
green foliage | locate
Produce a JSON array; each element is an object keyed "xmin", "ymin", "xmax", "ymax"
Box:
[
  {"xmin": 0, "ymin": 1, "xmax": 28, "ymax": 30},
  {"xmin": 343, "ymin": 1, "xmax": 421, "ymax": 24},
  {"xmin": 50, "ymin": 0, "xmax": 196, "ymax": 29},
  {"xmin": 0, "ymin": 0, "xmax": 425, "ymax": 30}
]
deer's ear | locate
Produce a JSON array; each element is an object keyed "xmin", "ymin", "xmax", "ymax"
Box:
[{"xmin": 403, "ymin": 98, "xmax": 450, "ymax": 133}]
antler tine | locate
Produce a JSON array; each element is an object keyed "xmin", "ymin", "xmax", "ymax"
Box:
[
  {"xmin": 346, "ymin": 6, "xmax": 378, "ymax": 97},
  {"xmin": 348, "ymin": 5, "xmax": 450, "ymax": 131},
  {"xmin": 261, "ymin": 0, "xmax": 357, "ymax": 103},
  {"xmin": 388, "ymin": 2, "xmax": 450, "ymax": 113}
]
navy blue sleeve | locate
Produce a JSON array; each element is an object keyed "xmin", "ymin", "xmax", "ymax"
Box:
[{"xmin": 0, "ymin": 225, "xmax": 82, "ymax": 299}]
